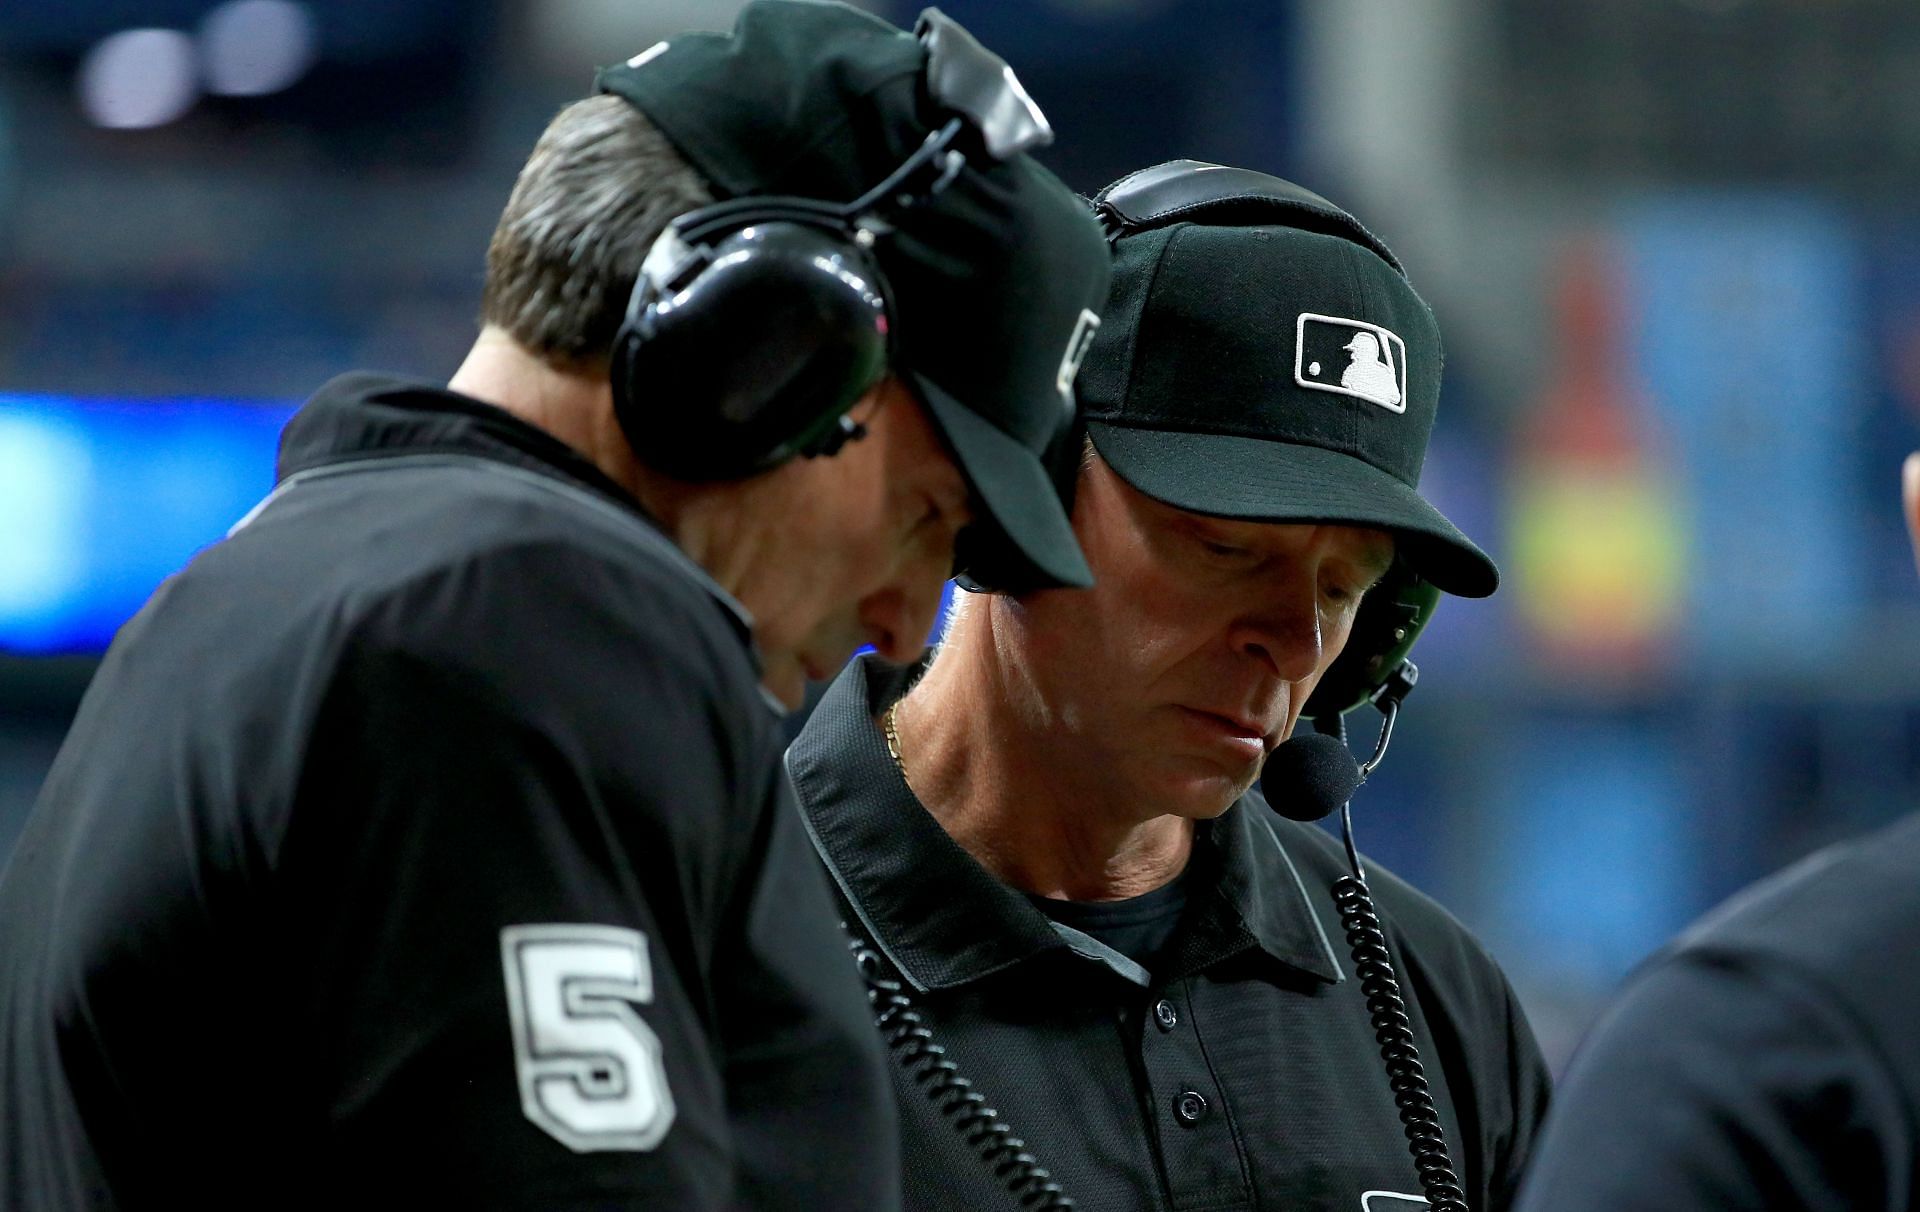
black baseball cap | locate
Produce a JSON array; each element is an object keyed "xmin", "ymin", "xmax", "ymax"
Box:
[
  {"xmin": 596, "ymin": 1, "xmax": 1109, "ymax": 590},
  {"xmin": 1078, "ymin": 161, "xmax": 1498, "ymax": 598}
]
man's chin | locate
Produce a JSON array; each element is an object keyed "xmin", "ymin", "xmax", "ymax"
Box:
[{"xmin": 1149, "ymin": 765, "xmax": 1252, "ymax": 821}]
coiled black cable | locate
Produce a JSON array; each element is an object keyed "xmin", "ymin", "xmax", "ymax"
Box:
[
  {"xmin": 1332, "ymin": 873, "xmax": 1469, "ymax": 1212},
  {"xmin": 843, "ymin": 927, "xmax": 1075, "ymax": 1210}
]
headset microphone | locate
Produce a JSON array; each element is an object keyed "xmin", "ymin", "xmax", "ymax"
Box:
[{"xmin": 1259, "ymin": 733, "xmax": 1359, "ymax": 824}]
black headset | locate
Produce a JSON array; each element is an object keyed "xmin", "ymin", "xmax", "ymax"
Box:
[
  {"xmin": 609, "ymin": 11, "xmax": 1048, "ymax": 483},
  {"xmin": 1086, "ymin": 162, "xmax": 1442, "ymax": 721}
]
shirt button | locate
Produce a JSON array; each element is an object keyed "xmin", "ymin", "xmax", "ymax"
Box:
[
  {"xmin": 1174, "ymin": 1090, "xmax": 1209, "ymax": 1125},
  {"xmin": 1153, "ymin": 999, "xmax": 1179, "ymax": 1032}
]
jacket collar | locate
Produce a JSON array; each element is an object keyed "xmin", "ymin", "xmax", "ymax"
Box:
[
  {"xmin": 786, "ymin": 655, "xmax": 1342, "ymax": 991},
  {"xmin": 282, "ymin": 372, "xmax": 633, "ymax": 497}
]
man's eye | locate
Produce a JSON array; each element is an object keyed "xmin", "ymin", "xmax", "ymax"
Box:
[
  {"xmin": 1323, "ymin": 579, "xmax": 1371, "ymax": 606},
  {"xmin": 1201, "ymin": 538, "xmax": 1248, "ymax": 559}
]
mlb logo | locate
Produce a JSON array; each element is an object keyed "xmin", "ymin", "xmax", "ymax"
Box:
[{"xmin": 1294, "ymin": 313, "xmax": 1408, "ymax": 414}]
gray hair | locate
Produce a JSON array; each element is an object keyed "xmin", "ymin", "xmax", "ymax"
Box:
[{"xmin": 481, "ymin": 95, "xmax": 713, "ymax": 368}]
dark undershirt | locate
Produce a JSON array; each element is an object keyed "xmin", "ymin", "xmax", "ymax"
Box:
[{"xmin": 1024, "ymin": 866, "xmax": 1194, "ymax": 971}]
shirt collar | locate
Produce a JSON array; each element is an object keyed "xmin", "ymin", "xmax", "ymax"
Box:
[
  {"xmin": 786, "ymin": 654, "xmax": 1343, "ymax": 991},
  {"xmin": 1195, "ymin": 789, "xmax": 1345, "ymax": 984},
  {"xmin": 787, "ymin": 656, "xmax": 1065, "ymax": 992},
  {"xmin": 281, "ymin": 372, "xmax": 636, "ymax": 502}
]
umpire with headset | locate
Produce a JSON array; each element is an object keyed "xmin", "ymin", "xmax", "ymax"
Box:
[
  {"xmin": 788, "ymin": 162, "xmax": 1551, "ymax": 1210},
  {"xmin": 0, "ymin": 4, "xmax": 1109, "ymax": 1209}
]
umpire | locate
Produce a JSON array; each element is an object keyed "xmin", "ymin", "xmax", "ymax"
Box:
[
  {"xmin": 0, "ymin": 4, "xmax": 1109, "ymax": 1209},
  {"xmin": 788, "ymin": 162, "xmax": 1550, "ymax": 1210}
]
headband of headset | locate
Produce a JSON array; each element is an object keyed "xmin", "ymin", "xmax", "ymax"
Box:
[{"xmin": 1091, "ymin": 160, "xmax": 1405, "ymax": 276}]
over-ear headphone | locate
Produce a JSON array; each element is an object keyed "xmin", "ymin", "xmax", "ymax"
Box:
[
  {"xmin": 609, "ymin": 11, "xmax": 1047, "ymax": 483},
  {"xmin": 610, "ymin": 121, "xmax": 956, "ymax": 482},
  {"xmin": 1086, "ymin": 161, "xmax": 1441, "ymax": 720}
]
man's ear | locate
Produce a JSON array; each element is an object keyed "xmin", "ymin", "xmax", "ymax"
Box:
[{"xmin": 1903, "ymin": 452, "xmax": 1920, "ymax": 579}]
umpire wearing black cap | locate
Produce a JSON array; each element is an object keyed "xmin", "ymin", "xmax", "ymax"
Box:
[
  {"xmin": 788, "ymin": 162, "xmax": 1549, "ymax": 1211},
  {"xmin": 0, "ymin": 4, "xmax": 1108, "ymax": 1210}
]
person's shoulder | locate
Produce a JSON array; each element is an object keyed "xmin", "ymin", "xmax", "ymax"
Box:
[
  {"xmin": 191, "ymin": 456, "xmax": 771, "ymax": 752},
  {"xmin": 1256, "ymin": 809, "xmax": 1467, "ymax": 942},
  {"xmin": 359, "ymin": 456, "xmax": 725, "ymax": 607},
  {"xmin": 247, "ymin": 454, "xmax": 745, "ymax": 659},
  {"xmin": 367, "ymin": 537, "xmax": 762, "ymax": 734},
  {"xmin": 1674, "ymin": 811, "xmax": 1920, "ymax": 985},
  {"xmin": 1596, "ymin": 813, "xmax": 1920, "ymax": 1119},
  {"xmin": 1251, "ymin": 803, "xmax": 1551, "ymax": 1135},
  {"xmin": 1255, "ymin": 805, "xmax": 1515, "ymax": 992},
  {"xmin": 1524, "ymin": 822, "xmax": 1920, "ymax": 1212}
]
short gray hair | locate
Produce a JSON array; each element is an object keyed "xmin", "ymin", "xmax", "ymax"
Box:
[{"xmin": 481, "ymin": 95, "xmax": 713, "ymax": 368}]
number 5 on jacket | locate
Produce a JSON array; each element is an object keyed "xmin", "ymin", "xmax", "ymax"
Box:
[{"xmin": 499, "ymin": 923, "xmax": 677, "ymax": 1152}]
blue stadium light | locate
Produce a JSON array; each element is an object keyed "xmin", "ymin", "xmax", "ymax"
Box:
[{"xmin": 0, "ymin": 394, "xmax": 295, "ymax": 655}]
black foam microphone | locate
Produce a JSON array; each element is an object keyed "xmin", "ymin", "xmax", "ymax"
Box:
[{"xmin": 1258, "ymin": 732, "xmax": 1362, "ymax": 823}]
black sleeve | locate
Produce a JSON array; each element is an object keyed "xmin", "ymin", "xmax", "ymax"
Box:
[
  {"xmin": 276, "ymin": 542, "xmax": 860, "ymax": 1208},
  {"xmin": 1512, "ymin": 952, "xmax": 1911, "ymax": 1212}
]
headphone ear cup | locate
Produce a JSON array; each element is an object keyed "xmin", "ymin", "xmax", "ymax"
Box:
[
  {"xmin": 1302, "ymin": 559, "xmax": 1439, "ymax": 720},
  {"xmin": 611, "ymin": 220, "xmax": 890, "ymax": 482}
]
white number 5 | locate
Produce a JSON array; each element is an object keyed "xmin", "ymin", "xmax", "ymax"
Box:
[{"xmin": 500, "ymin": 924, "xmax": 676, "ymax": 1152}]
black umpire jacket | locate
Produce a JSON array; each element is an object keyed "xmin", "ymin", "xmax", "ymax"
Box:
[
  {"xmin": 0, "ymin": 373, "xmax": 897, "ymax": 1210},
  {"xmin": 789, "ymin": 654, "xmax": 1553, "ymax": 1212}
]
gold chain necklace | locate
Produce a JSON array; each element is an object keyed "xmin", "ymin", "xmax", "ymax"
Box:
[{"xmin": 883, "ymin": 700, "xmax": 907, "ymax": 780}]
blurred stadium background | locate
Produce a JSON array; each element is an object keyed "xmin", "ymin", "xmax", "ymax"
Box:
[{"xmin": 6, "ymin": 0, "xmax": 1920, "ymax": 1068}]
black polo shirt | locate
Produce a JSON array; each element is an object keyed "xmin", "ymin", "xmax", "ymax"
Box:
[
  {"xmin": 1514, "ymin": 810, "xmax": 1920, "ymax": 1212},
  {"xmin": 0, "ymin": 373, "xmax": 897, "ymax": 1210},
  {"xmin": 788, "ymin": 655, "xmax": 1551, "ymax": 1212}
]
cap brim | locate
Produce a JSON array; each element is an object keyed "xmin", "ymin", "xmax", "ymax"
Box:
[
  {"xmin": 1088, "ymin": 422, "xmax": 1498, "ymax": 598},
  {"xmin": 914, "ymin": 375, "xmax": 1093, "ymax": 591}
]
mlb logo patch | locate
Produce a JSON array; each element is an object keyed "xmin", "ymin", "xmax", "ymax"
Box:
[{"xmin": 1294, "ymin": 313, "xmax": 1408, "ymax": 414}]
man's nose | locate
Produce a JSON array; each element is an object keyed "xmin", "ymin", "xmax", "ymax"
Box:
[{"xmin": 1229, "ymin": 592, "xmax": 1324, "ymax": 684}]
